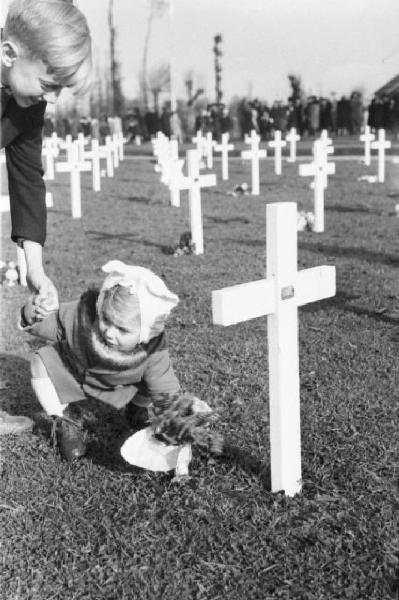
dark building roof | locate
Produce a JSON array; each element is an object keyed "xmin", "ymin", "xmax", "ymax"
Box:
[{"xmin": 375, "ymin": 74, "xmax": 399, "ymax": 96}]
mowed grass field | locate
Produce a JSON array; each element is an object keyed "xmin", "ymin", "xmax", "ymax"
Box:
[{"xmin": 1, "ymin": 152, "xmax": 399, "ymax": 599}]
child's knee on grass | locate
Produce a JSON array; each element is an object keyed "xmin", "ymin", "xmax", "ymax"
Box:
[{"xmin": 30, "ymin": 353, "xmax": 49, "ymax": 379}]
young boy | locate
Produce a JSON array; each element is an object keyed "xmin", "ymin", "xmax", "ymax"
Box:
[
  {"xmin": 1, "ymin": 0, "xmax": 92, "ymax": 433},
  {"xmin": 20, "ymin": 260, "xmax": 209, "ymax": 463}
]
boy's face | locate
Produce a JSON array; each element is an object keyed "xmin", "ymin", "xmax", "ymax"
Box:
[
  {"xmin": 1, "ymin": 41, "xmax": 62, "ymax": 108},
  {"xmin": 97, "ymin": 303, "xmax": 141, "ymax": 354}
]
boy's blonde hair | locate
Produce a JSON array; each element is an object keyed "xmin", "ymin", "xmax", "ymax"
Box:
[{"xmin": 4, "ymin": 0, "xmax": 92, "ymax": 95}]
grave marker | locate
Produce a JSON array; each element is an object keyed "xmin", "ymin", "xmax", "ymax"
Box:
[
  {"xmin": 76, "ymin": 133, "xmax": 88, "ymax": 163},
  {"xmin": 241, "ymin": 130, "xmax": 267, "ymax": 195},
  {"xmin": 214, "ymin": 133, "xmax": 234, "ymax": 180},
  {"xmin": 286, "ymin": 128, "xmax": 301, "ymax": 162},
  {"xmin": 371, "ymin": 129, "xmax": 391, "ymax": 183},
  {"xmin": 204, "ymin": 132, "xmax": 216, "ymax": 169},
  {"xmin": 192, "ymin": 130, "xmax": 206, "ymax": 157},
  {"xmin": 111, "ymin": 133, "xmax": 120, "ymax": 169},
  {"xmin": 56, "ymin": 141, "xmax": 91, "ymax": 218},
  {"xmin": 173, "ymin": 150, "xmax": 216, "ymax": 253},
  {"xmin": 99, "ymin": 136, "xmax": 114, "ymax": 177},
  {"xmin": 212, "ymin": 201, "xmax": 336, "ymax": 496},
  {"xmin": 83, "ymin": 139, "xmax": 101, "ymax": 191},
  {"xmin": 360, "ymin": 126, "xmax": 375, "ymax": 167},
  {"xmin": 268, "ymin": 130, "xmax": 287, "ymax": 175},
  {"xmin": 42, "ymin": 138, "xmax": 56, "ymax": 180},
  {"xmin": 299, "ymin": 140, "xmax": 335, "ymax": 232}
]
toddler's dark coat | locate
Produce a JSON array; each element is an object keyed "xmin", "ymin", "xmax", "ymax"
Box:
[{"xmin": 25, "ymin": 290, "xmax": 181, "ymax": 409}]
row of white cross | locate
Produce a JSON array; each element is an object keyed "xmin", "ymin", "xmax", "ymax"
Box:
[
  {"xmin": 149, "ymin": 129, "xmax": 395, "ymax": 495},
  {"xmin": 152, "ymin": 133, "xmax": 217, "ymax": 255},
  {"xmin": 0, "ymin": 131, "xmax": 126, "ymax": 283},
  {"xmin": 153, "ymin": 129, "xmax": 337, "ymax": 244},
  {"xmin": 42, "ymin": 131, "xmax": 126, "ymax": 218},
  {"xmin": 150, "ymin": 137, "xmax": 337, "ymax": 494}
]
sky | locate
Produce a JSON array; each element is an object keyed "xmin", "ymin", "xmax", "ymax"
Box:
[
  {"xmin": 76, "ymin": 0, "xmax": 399, "ymax": 106},
  {"xmin": 1, "ymin": 0, "xmax": 398, "ymax": 106}
]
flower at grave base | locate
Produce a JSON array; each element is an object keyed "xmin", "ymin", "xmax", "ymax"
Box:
[
  {"xmin": 297, "ymin": 211, "xmax": 315, "ymax": 232},
  {"xmin": 162, "ymin": 232, "xmax": 195, "ymax": 257},
  {"xmin": 230, "ymin": 182, "xmax": 249, "ymax": 197},
  {"xmin": 306, "ymin": 212, "xmax": 315, "ymax": 230},
  {"xmin": 148, "ymin": 392, "xmax": 221, "ymax": 450}
]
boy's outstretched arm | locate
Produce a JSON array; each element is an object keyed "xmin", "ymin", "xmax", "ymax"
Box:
[{"xmin": 23, "ymin": 240, "xmax": 59, "ymax": 314}]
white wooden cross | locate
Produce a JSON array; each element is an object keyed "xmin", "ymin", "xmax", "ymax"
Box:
[
  {"xmin": 319, "ymin": 129, "xmax": 333, "ymax": 148},
  {"xmin": 76, "ymin": 132, "xmax": 88, "ymax": 163},
  {"xmin": 164, "ymin": 140, "xmax": 186, "ymax": 207},
  {"xmin": 168, "ymin": 157, "xmax": 186, "ymax": 208},
  {"xmin": 99, "ymin": 136, "xmax": 114, "ymax": 178},
  {"xmin": 203, "ymin": 132, "xmax": 216, "ymax": 169},
  {"xmin": 42, "ymin": 138, "xmax": 55, "ymax": 180},
  {"xmin": 56, "ymin": 140, "xmax": 91, "ymax": 218},
  {"xmin": 360, "ymin": 126, "xmax": 375, "ymax": 167},
  {"xmin": 50, "ymin": 132, "xmax": 60, "ymax": 158},
  {"xmin": 82, "ymin": 139, "xmax": 101, "ymax": 192},
  {"xmin": 152, "ymin": 132, "xmax": 170, "ymax": 174},
  {"xmin": 268, "ymin": 130, "xmax": 287, "ymax": 175},
  {"xmin": 59, "ymin": 134, "xmax": 73, "ymax": 156},
  {"xmin": 241, "ymin": 130, "xmax": 267, "ymax": 195},
  {"xmin": 158, "ymin": 139, "xmax": 176, "ymax": 186},
  {"xmin": 110, "ymin": 133, "xmax": 120, "ymax": 169},
  {"xmin": 212, "ymin": 201, "xmax": 336, "ymax": 496},
  {"xmin": 299, "ymin": 140, "xmax": 335, "ymax": 232},
  {"xmin": 286, "ymin": 127, "xmax": 301, "ymax": 162},
  {"xmin": 173, "ymin": 149, "xmax": 216, "ymax": 253},
  {"xmin": 116, "ymin": 132, "xmax": 126, "ymax": 161},
  {"xmin": 186, "ymin": 150, "xmax": 216, "ymax": 254},
  {"xmin": 214, "ymin": 132, "xmax": 234, "ymax": 180},
  {"xmin": 192, "ymin": 130, "xmax": 206, "ymax": 157},
  {"xmin": 371, "ymin": 129, "xmax": 391, "ymax": 183}
]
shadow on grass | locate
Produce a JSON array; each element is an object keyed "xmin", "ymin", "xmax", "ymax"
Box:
[
  {"xmin": 303, "ymin": 290, "xmax": 399, "ymax": 325},
  {"xmin": 104, "ymin": 193, "xmax": 151, "ymax": 203},
  {"xmin": 87, "ymin": 413, "xmax": 272, "ymax": 489},
  {"xmin": 0, "ymin": 353, "xmax": 40, "ymax": 418},
  {"xmin": 225, "ymin": 238, "xmax": 399, "ymax": 267},
  {"xmin": 86, "ymin": 230, "xmax": 166, "ymax": 250},
  {"xmin": 219, "ymin": 442, "xmax": 272, "ymax": 490},
  {"xmin": 325, "ymin": 204, "xmax": 385, "ymax": 215},
  {"xmin": 47, "ymin": 208, "xmax": 71, "ymax": 216},
  {"xmin": 299, "ymin": 240, "xmax": 399, "ymax": 266},
  {"xmin": 206, "ymin": 216, "xmax": 251, "ymax": 225}
]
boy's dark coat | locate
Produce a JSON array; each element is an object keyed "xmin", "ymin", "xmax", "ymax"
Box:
[{"xmin": 1, "ymin": 90, "xmax": 47, "ymax": 246}]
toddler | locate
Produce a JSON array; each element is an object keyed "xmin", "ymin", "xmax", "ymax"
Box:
[{"xmin": 20, "ymin": 260, "xmax": 210, "ymax": 463}]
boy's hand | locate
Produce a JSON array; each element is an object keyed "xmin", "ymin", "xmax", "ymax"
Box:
[
  {"xmin": 22, "ymin": 240, "xmax": 59, "ymax": 313},
  {"xmin": 29, "ymin": 273, "xmax": 59, "ymax": 316}
]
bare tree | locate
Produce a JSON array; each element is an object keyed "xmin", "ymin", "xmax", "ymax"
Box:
[
  {"xmin": 184, "ymin": 70, "xmax": 204, "ymax": 106},
  {"xmin": 141, "ymin": 0, "xmax": 168, "ymax": 109},
  {"xmin": 148, "ymin": 63, "xmax": 170, "ymax": 111},
  {"xmin": 108, "ymin": 0, "xmax": 124, "ymax": 115}
]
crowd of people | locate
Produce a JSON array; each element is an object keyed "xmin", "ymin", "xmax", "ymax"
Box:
[{"xmin": 46, "ymin": 90, "xmax": 399, "ymax": 149}]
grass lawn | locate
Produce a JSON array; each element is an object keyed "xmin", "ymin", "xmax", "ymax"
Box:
[{"xmin": 1, "ymin": 153, "xmax": 399, "ymax": 599}]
